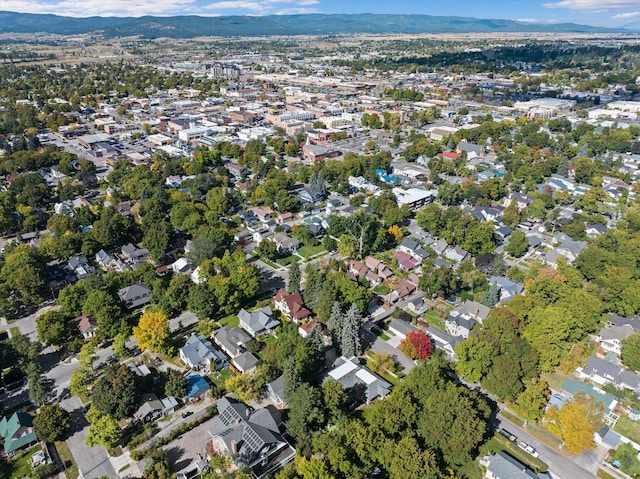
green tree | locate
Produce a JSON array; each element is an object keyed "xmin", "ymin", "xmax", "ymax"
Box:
[
  {"xmin": 622, "ymin": 331, "xmax": 640, "ymax": 372},
  {"xmin": 82, "ymin": 290, "xmax": 122, "ymax": 339},
  {"xmin": 286, "ymin": 383, "xmax": 324, "ymax": 442},
  {"xmin": 36, "ymin": 310, "xmax": 70, "ymax": 346},
  {"xmin": 33, "ymin": 404, "xmax": 70, "ymax": 442},
  {"xmin": 512, "ymin": 378, "xmax": 549, "ymax": 422},
  {"xmin": 505, "ymin": 229, "xmax": 529, "ymax": 258},
  {"xmin": 340, "ymin": 304, "xmax": 362, "ymax": 358},
  {"xmin": 165, "ymin": 369, "xmax": 188, "ymax": 399},
  {"xmin": 288, "ymin": 261, "xmax": 301, "ymax": 293},
  {"xmin": 92, "ymin": 364, "xmax": 140, "ymax": 419},
  {"xmin": 481, "ymin": 283, "xmax": 500, "ymax": 307},
  {"xmin": 256, "ymin": 239, "xmax": 278, "ymax": 260},
  {"xmin": 143, "ymin": 221, "xmax": 172, "ymax": 263},
  {"xmin": 86, "ymin": 412, "xmax": 121, "ymax": 449}
]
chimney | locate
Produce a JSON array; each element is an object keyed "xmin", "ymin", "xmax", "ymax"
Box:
[
  {"xmin": 474, "ymin": 309, "xmax": 479, "ymax": 321},
  {"xmin": 231, "ymin": 440, "xmax": 238, "ymax": 454}
]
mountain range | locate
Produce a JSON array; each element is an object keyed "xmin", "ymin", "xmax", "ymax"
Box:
[{"xmin": 0, "ymin": 11, "xmax": 630, "ymax": 39}]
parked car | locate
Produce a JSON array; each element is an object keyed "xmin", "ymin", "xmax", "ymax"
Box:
[
  {"xmin": 181, "ymin": 411, "xmax": 193, "ymax": 419},
  {"xmin": 499, "ymin": 429, "xmax": 517, "ymax": 442},
  {"xmin": 517, "ymin": 440, "xmax": 539, "ymax": 457}
]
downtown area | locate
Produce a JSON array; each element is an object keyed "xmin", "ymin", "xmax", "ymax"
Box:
[{"xmin": 1, "ymin": 19, "xmax": 640, "ymax": 479}]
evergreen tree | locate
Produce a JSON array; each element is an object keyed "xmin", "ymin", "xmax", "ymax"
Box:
[
  {"xmin": 341, "ymin": 304, "xmax": 362, "ymax": 357},
  {"xmin": 482, "ymin": 284, "xmax": 500, "ymax": 307},
  {"xmin": 327, "ymin": 301, "xmax": 343, "ymax": 337},
  {"xmin": 287, "ymin": 261, "xmax": 301, "ymax": 293}
]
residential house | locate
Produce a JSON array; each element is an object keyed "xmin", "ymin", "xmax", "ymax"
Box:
[
  {"xmin": 118, "ymin": 282, "xmax": 151, "ymax": 309},
  {"xmin": 558, "ymin": 379, "xmax": 617, "ymax": 413},
  {"xmin": 431, "ymin": 238, "xmax": 449, "ymax": 255},
  {"xmin": 451, "ymin": 301, "xmax": 490, "ymax": 324},
  {"xmin": 115, "ymin": 201, "xmax": 134, "ymax": 218},
  {"xmin": 578, "ymin": 356, "xmax": 640, "ymax": 392},
  {"xmin": 276, "ymin": 212, "xmax": 296, "ymax": 224},
  {"xmin": 95, "ymin": 249, "xmax": 115, "ymax": 269},
  {"xmin": 128, "ymin": 362, "xmax": 151, "ymax": 378},
  {"xmin": 266, "ymin": 375, "xmax": 287, "ymax": 409},
  {"xmin": 172, "ymin": 257, "xmax": 192, "ymax": 275},
  {"xmin": 251, "ymin": 207, "xmax": 273, "ymax": 223},
  {"xmin": 184, "ymin": 375, "xmax": 210, "ymax": 402},
  {"xmin": 180, "ymin": 334, "xmax": 228, "ymax": 372},
  {"xmin": 597, "ymin": 325, "xmax": 637, "ymax": 356},
  {"xmin": 0, "ymin": 412, "xmax": 38, "ymax": 455},
  {"xmin": 365, "ymin": 256, "xmax": 393, "ymax": 280},
  {"xmin": 425, "ymin": 326, "xmax": 461, "ymax": 361},
  {"xmin": 271, "ymin": 232, "xmax": 300, "ymax": 254},
  {"xmin": 488, "ymin": 276, "xmax": 524, "ymax": 302},
  {"xmin": 609, "ymin": 315, "xmax": 640, "ymax": 329},
  {"xmin": 273, "ymin": 289, "xmax": 311, "ymax": 322},
  {"xmin": 324, "ymin": 356, "xmax": 392, "ymax": 404},
  {"xmin": 545, "ymin": 233, "xmax": 588, "ymax": 266},
  {"xmin": 394, "ymin": 251, "xmax": 419, "ymax": 271},
  {"xmin": 398, "ymin": 238, "xmax": 430, "ymax": 262},
  {"xmin": 208, "ymin": 397, "xmax": 294, "ymax": 472},
  {"xmin": 444, "ymin": 315, "xmax": 477, "ymax": 339},
  {"xmin": 443, "ymin": 246, "xmax": 469, "ymax": 263},
  {"xmin": 595, "ymin": 426, "xmax": 621, "ymax": 449},
  {"xmin": 348, "ymin": 260, "xmax": 369, "ymax": 279},
  {"xmin": 298, "ymin": 187, "xmax": 327, "ymax": 204},
  {"xmin": 504, "ymin": 192, "xmax": 535, "ymax": 212},
  {"xmin": 484, "ymin": 452, "xmax": 550, "ymax": 479},
  {"xmin": 122, "ymin": 243, "xmax": 149, "ymax": 264},
  {"xmin": 238, "ymin": 307, "xmax": 280, "ymax": 338},
  {"xmin": 384, "ymin": 279, "xmax": 417, "ymax": 303},
  {"xmin": 234, "ymin": 351, "xmax": 260, "ymax": 373},
  {"xmin": 214, "ymin": 326, "xmax": 252, "ymax": 358},
  {"xmin": 457, "ymin": 141, "xmax": 484, "ymax": 158},
  {"xmin": 134, "ymin": 393, "xmax": 178, "ymax": 423},
  {"xmin": 67, "ymin": 255, "xmax": 95, "ymax": 281},
  {"xmin": 388, "ymin": 318, "xmax": 418, "ymax": 340},
  {"xmin": 76, "ymin": 314, "xmax": 98, "ymax": 339}
]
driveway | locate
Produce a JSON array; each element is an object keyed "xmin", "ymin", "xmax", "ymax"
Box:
[
  {"xmin": 62, "ymin": 395, "xmax": 117, "ymax": 479},
  {"xmin": 162, "ymin": 419, "xmax": 213, "ymax": 472}
]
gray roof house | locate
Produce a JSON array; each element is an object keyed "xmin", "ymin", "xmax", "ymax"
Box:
[
  {"xmin": 67, "ymin": 255, "xmax": 95, "ymax": 281},
  {"xmin": 117, "ymin": 282, "xmax": 151, "ymax": 309},
  {"xmin": 214, "ymin": 326, "xmax": 251, "ymax": 358},
  {"xmin": 489, "ymin": 276, "xmax": 524, "ymax": 302},
  {"xmin": 398, "ymin": 238, "xmax": 430, "ymax": 261},
  {"xmin": 545, "ymin": 233, "xmax": 588, "ymax": 265},
  {"xmin": 485, "ymin": 452, "xmax": 550, "ymax": 479},
  {"xmin": 325, "ymin": 356, "xmax": 391, "ymax": 404},
  {"xmin": 444, "ymin": 315, "xmax": 477, "ymax": 339},
  {"xmin": 598, "ymin": 325, "xmax": 636, "ymax": 356},
  {"xmin": 234, "ymin": 351, "xmax": 260, "ymax": 373},
  {"xmin": 122, "ymin": 243, "xmax": 149, "ymax": 264},
  {"xmin": 208, "ymin": 397, "xmax": 294, "ymax": 472},
  {"xmin": 388, "ymin": 318, "xmax": 418, "ymax": 340},
  {"xmin": 238, "ymin": 307, "xmax": 280, "ymax": 338},
  {"xmin": 179, "ymin": 334, "xmax": 228, "ymax": 372},
  {"xmin": 425, "ymin": 326, "xmax": 462, "ymax": 361},
  {"xmin": 579, "ymin": 356, "xmax": 640, "ymax": 392},
  {"xmin": 266, "ymin": 375, "xmax": 286, "ymax": 409},
  {"xmin": 451, "ymin": 300, "xmax": 490, "ymax": 323},
  {"xmin": 95, "ymin": 249, "xmax": 114, "ymax": 269},
  {"xmin": 134, "ymin": 393, "xmax": 179, "ymax": 423}
]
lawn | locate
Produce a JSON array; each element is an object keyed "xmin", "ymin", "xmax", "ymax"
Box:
[
  {"xmin": 614, "ymin": 414, "xmax": 640, "ymax": 444},
  {"xmin": 55, "ymin": 440, "xmax": 79, "ymax": 479},
  {"xmin": 0, "ymin": 444, "xmax": 43, "ymax": 478},
  {"xmin": 298, "ymin": 244, "xmax": 326, "ymax": 259},
  {"xmin": 422, "ymin": 310, "xmax": 445, "ymax": 330},
  {"xmin": 540, "ymin": 369, "xmax": 574, "ymax": 393},
  {"xmin": 481, "ymin": 436, "xmax": 549, "ymax": 473},
  {"xmin": 370, "ymin": 326, "xmax": 390, "ymax": 341},
  {"xmin": 218, "ymin": 314, "xmax": 239, "ymax": 328},
  {"xmin": 275, "ymin": 254, "xmax": 299, "ymax": 266},
  {"xmin": 373, "ymin": 283, "xmax": 391, "ymax": 295},
  {"xmin": 611, "ymin": 443, "xmax": 640, "ymax": 477}
]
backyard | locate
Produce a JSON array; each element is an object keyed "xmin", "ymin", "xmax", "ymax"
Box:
[
  {"xmin": 613, "ymin": 414, "xmax": 640, "ymax": 445},
  {"xmin": 610, "ymin": 443, "xmax": 640, "ymax": 477},
  {"xmin": 0, "ymin": 445, "xmax": 44, "ymax": 478}
]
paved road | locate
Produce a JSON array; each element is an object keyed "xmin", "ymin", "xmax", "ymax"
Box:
[
  {"xmin": 61, "ymin": 395, "xmax": 117, "ymax": 479},
  {"xmin": 498, "ymin": 411, "xmax": 603, "ymax": 479}
]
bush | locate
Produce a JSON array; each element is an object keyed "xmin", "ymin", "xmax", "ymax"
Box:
[{"xmin": 31, "ymin": 462, "xmax": 59, "ymax": 479}]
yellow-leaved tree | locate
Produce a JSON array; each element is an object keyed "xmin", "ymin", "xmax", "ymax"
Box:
[
  {"xmin": 543, "ymin": 392, "xmax": 604, "ymax": 454},
  {"xmin": 133, "ymin": 309, "xmax": 170, "ymax": 354}
]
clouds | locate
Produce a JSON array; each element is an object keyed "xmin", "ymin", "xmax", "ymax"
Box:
[
  {"xmin": 544, "ymin": 0, "xmax": 640, "ymax": 11},
  {"xmin": 2, "ymin": 0, "xmax": 319, "ymax": 17},
  {"xmin": 612, "ymin": 11, "xmax": 640, "ymax": 19}
]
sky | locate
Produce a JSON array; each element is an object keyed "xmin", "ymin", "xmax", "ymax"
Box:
[{"xmin": 5, "ymin": 0, "xmax": 640, "ymax": 27}]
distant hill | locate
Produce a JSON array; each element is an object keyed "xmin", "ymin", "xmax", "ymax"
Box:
[{"xmin": 0, "ymin": 11, "xmax": 624, "ymax": 38}]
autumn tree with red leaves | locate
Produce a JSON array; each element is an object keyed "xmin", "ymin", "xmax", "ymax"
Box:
[{"xmin": 399, "ymin": 330, "xmax": 433, "ymax": 361}]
